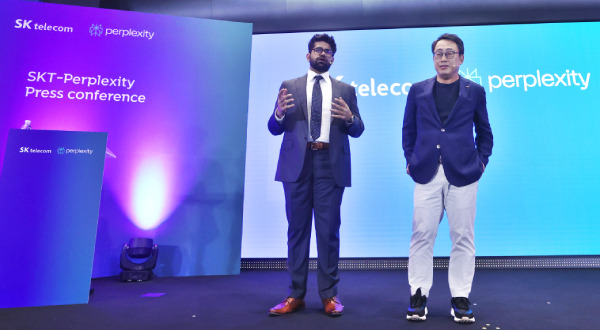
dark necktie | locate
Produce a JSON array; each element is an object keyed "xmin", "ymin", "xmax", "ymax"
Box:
[{"xmin": 310, "ymin": 75, "xmax": 323, "ymax": 141}]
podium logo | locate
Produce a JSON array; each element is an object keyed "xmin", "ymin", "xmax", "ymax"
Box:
[
  {"xmin": 19, "ymin": 146, "xmax": 51, "ymax": 154},
  {"xmin": 65, "ymin": 148, "xmax": 94, "ymax": 155},
  {"xmin": 57, "ymin": 147, "xmax": 65, "ymax": 155},
  {"xmin": 89, "ymin": 24, "xmax": 103, "ymax": 37}
]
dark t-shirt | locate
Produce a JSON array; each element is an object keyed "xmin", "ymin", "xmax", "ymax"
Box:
[{"xmin": 434, "ymin": 79, "xmax": 460, "ymax": 125}]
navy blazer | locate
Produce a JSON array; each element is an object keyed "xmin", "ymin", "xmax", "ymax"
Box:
[
  {"xmin": 268, "ymin": 74, "xmax": 364, "ymax": 187},
  {"xmin": 402, "ymin": 76, "xmax": 493, "ymax": 187}
]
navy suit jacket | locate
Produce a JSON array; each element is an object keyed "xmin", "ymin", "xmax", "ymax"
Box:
[
  {"xmin": 268, "ymin": 74, "xmax": 364, "ymax": 187},
  {"xmin": 402, "ymin": 76, "xmax": 493, "ymax": 187}
]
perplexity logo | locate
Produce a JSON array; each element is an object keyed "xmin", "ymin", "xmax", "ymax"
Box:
[
  {"xmin": 89, "ymin": 23, "xmax": 154, "ymax": 40},
  {"xmin": 66, "ymin": 148, "xmax": 93, "ymax": 155},
  {"xmin": 57, "ymin": 147, "xmax": 93, "ymax": 155},
  {"xmin": 89, "ymin": 24, "xmax": 103, "ymax": 37},
  {"xmin": 488, "ymin": 70, "xmax": 591, "ymax": 93},
  {"xmin": 459, "ymin": 68, "xmax": 482, "ymax": 85}
]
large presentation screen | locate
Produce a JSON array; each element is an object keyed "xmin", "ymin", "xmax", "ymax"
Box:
[{"xmin": 242, "ymin": 22, "xmax": 600, "ymax": 258}]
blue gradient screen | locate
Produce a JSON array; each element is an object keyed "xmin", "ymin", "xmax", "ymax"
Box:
[
  {"xmin": 242, "ymin": 22, "xmax": 600, "ymax": 258},
  {"xmin": 0, "ymin": 0, "xmax": 252, "ymax": 280}
]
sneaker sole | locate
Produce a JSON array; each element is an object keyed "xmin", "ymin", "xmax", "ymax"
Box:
[
  {"xmin": 406, "ymin": 307, "xmax": 427, "ymax": 321},
  {"xmin": 451, "ymin": 308, "xmax": 475, "ymax": 323}
]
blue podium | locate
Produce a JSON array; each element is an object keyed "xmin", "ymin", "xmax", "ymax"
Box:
[{"xmin": 0, "ymin": 129, "xmax": 107, "ymax": 308}]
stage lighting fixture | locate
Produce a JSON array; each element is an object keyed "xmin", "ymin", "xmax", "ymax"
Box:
[{"xmin": 120, "ymin": 237, "xmax": 158, "ymax": 282}]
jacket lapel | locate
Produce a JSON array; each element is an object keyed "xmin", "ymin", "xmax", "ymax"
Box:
[
  {"xmin": 331, "ymin": 78, "xmax": 342, "ymax": 124},
  {"xmin": 295, "ymin": 75, "xmax": 308, "ymax": 120},
  {"xmin": 446, "ymin": 76, "xmax": 471, "ymax": 123},
  {"xmin": 423, "ymin": 77, "xmax": 439, "ymax": 124},
  {"xmin": 331, "ymin": 77, "xmax": 341, "ymax": 99}
]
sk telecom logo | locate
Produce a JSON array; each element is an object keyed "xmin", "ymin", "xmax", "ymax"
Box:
[
  {"xmin": 89, "ymin": 24, "xmax": 103, "ymax": 37},
  {"xmin": 57, "ymin": 147, "xmax": 65, "ymax": 155},
  {"xmin": 460, "ymin": 68, "xmax": 482, "ymax": 85}
]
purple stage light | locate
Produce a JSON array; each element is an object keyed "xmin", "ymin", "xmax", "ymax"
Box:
[
  {"xmin": 141, "ymin": 293, "xmax": 165, "ymax": 297},
  {"xmin": 130, "ymin": 158, "xmax": 171, "ymax": 230}
]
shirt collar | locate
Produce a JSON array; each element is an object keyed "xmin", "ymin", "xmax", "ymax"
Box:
[{"xmin": 307, "ymin": 70, "xmax": 330, "ymax": 83}]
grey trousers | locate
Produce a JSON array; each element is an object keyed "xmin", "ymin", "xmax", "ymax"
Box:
[{"xmin": 408, "ymin": 164, "xmax": 478, "ymax": 298}]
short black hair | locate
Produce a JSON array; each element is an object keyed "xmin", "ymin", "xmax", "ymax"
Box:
[
  {"xmin": 432, "ymin": 33, "xmax": 464, "ymax": 55},
  {"xmin": 308, "ymin": 34, "xmax": 337, "ymax": 56}
]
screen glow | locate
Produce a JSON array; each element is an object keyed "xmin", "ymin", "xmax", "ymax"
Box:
[{"xmin": 242, "ymin": 22, "xmax": 600, "ymax": 258}]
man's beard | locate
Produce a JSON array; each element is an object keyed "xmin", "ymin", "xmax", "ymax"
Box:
[{"xmin": 310, "ymin": 57, "xmax": 331, "ymax": 73}]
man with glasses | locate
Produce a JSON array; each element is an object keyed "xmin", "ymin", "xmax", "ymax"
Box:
[
  {"xmin": 267, "ymin": 33, "xmax": 364, "ymax": 317},
  {"xmin": 402, "ymin": 33, "xmax": 493, "ymax": 323}
]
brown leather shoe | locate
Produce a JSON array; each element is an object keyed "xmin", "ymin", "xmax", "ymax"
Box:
[
  {"xmin": 269, "ymin": 297, "xmax": 305, "ymax": 315},
  {"xmin": 322, "ymin": 296, "xmax": 343, "ymax": 316}
]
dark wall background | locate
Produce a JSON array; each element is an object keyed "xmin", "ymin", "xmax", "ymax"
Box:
[{"xmin": 39, "ymin": 0, "xmax": 600, "ymax": 33}]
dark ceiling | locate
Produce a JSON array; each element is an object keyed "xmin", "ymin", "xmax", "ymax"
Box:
[{"xmin": 44, "ymin": 0, "xmax": 600, "ymax": 34}]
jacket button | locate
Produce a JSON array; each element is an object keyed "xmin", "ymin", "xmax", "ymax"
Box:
[
  {"xmin": 441, "ymin": 128, "xmax": 445, "ymax": 132},
  {"xmin": 436, "ymin": 145, "xmax": 441, "ymax": 149}
]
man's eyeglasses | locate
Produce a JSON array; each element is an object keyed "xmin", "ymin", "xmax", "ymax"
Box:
[
  {"xmin": 433, "ymin": 50, "xmax": 458, "ymax": 60},
  {"xmin": 312, "ymin": 47, "xmax": 334, "ymax": 56}
]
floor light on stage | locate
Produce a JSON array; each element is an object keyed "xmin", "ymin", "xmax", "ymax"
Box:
[{"xmin": 120, "ymin": 237, "xmax": 158, "ymax": 282}]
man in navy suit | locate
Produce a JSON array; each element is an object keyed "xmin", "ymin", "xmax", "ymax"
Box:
[
  {"xmin": 267, "ymin": 34, "xmax": 364, "ymax": 317},
  {"xmin": 403, "ymin": 33, "xmax": 493, "ymax": 324}
]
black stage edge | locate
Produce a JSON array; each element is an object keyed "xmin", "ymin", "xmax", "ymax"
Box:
[
  {"xmin": 242, "ymin": 255, "xmax": 600, "ymax": 270},
  {"xmin": 2, "ymin": 268, "xmax": 599, "ymax": 329}
]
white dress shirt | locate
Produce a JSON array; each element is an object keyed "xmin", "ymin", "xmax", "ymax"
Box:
[{"xmin": 306, "ymin": 70, "xmax": 332, "ymax": 143}]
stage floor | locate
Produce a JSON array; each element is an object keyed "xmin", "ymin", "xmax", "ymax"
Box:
[{"xmin": 2, "ymin": 269, "xmax": 598, "ymax": 329}]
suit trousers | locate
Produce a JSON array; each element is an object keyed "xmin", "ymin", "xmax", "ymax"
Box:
[
  {"xmin": 283, "ymin": 148, "xmax": 345, "ymax": 300},
  {"xmin": 408, "ymin": 164, "xmax": 478, "ymax": 298}
]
